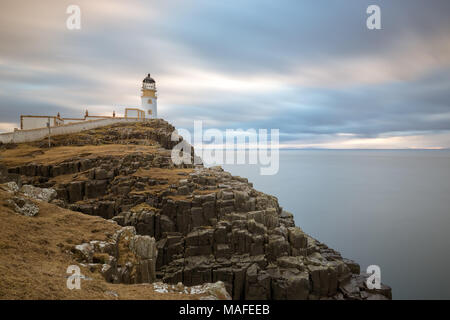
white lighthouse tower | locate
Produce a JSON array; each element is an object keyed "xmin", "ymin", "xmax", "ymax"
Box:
[{"xmin": 141, "ymin": 73, "xmax": 157, "ymax": 118}]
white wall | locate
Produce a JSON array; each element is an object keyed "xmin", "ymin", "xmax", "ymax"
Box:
[
  {"xmin": 0, "ymin": 118, "xmax": 146, "ymax": 144},
  {"xmin": 64, "ymin": 117, "xmax": 111, "ymax": 124},
  {"xmin": 63, "ymin": 119, "xmax": 86, "ymax": 124}
]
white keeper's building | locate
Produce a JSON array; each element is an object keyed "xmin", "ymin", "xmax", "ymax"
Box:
[{"xmin": 17, "ymin": 74, "xmax": 158, "ymax": 130}]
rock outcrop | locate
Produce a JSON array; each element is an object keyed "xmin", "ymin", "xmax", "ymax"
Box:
[
  {"xmin": 0, "ymin": 182, "xmax": 59, "ymax": 217},
  {"xmin": 6, "ymin": 195, "xmax": 39, "ymax": 216},
  {"xmin": 20, "ymin": 184, "xmax": 57, "ymax": 202},
  {"xmin": 0, "ymin": 120, "xmax": 392, "ymax": 300},
  {"xmin": 152, "ymin": 281, "xmax": 231, "ymax": 300},
  {"xmin": 73, "ymin": 226, "xmax": 158, "ymax": 284}
]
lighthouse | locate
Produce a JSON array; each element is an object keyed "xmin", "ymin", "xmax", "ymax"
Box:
[{"xmin": 141, "ymin": 73, "xmax": 157, "ymax": 118}]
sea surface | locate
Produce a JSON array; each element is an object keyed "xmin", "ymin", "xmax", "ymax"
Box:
[{"xmin": 219, "ymin": 149, "xmax": 450, "ymax": 299}]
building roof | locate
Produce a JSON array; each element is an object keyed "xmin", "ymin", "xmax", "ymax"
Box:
[{"xmin": 143, "ymin": 73, "xmax": 155, "ymax": 84}]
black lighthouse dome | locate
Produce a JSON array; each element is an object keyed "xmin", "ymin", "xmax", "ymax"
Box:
[{"xmin": 143, "ymin": 73, "xmax": 155, "ymax": 83}]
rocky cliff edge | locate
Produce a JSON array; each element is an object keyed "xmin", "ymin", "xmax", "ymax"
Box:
[{"xmin": 0, "ymin": 120, "xmax": 392, "ymax": 300}]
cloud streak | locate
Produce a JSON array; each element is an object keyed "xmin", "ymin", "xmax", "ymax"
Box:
[{"xmin": 0, "ymin": 0, "xmax": 449, "ymax": 148}]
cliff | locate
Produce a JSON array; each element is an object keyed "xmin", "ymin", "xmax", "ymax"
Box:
[{"xmin": 0, "ymin": 120, "xmax": 392, "ymax": 300}]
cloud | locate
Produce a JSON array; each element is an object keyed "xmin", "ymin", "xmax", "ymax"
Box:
[
  {"xmin": 0, "ymin": 122, "xmax": 18, "ymax": 133},
  {"xmin": 280, "ymin": 131, "xmax": 450, "ymax": 150},
  {"xmin": 0, "ymin": 1, "xmax": 450, "ymax": 148}
]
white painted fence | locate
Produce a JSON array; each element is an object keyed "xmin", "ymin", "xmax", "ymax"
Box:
[{"xmin": 0, "ymin": 118, "xmax": 145, "ymax": 144}]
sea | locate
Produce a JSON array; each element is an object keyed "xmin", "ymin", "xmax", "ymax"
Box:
[{"xmin": 219, "ymin": 149, "xmax": 450, "ymax": 299}]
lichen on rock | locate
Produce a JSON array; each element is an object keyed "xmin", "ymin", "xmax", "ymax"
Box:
[{"xmin": 7, "ymin": 196, "xmax": 39, "ymax": 217}]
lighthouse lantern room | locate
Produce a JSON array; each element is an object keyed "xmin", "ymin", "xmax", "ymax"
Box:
[{"xmin": 141, "ymin": 73, "xmax": 157, "ymax": 118}]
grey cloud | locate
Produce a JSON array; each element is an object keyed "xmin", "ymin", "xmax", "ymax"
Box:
[{"xmin": 1, "ymin": 1, "xmax": 450, "ymax": 146}]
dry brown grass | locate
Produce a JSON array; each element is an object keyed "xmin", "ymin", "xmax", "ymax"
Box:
[
  {"xmin": 0, "ymin": 144, "xmax": 158, "ymax": 167},
  {"xmin": 129, "ymin": 167, "xmax": 193, "ymax": 194},
  {"xmin": 194, "ymin": 189, "xmax": 221, "ymax": 195},
  {"xmin": 0, "ymin": 190, "xmax": 209, "ymax": 300},
  {"xmin": 130, "ymin": 203, "xmax": 159, "ymax": 213},
  {"xmin": 32, "ymin": 121, "xmax": 161, "ymax": 147},
  {"xmin": 165, "ymin": 190, "xmax": 220, "ymax": 201},
  {"xmin": 0, "ymin": 123, "xmax": 223, "ymax": 300},
  {"xmin": 49, "ymin": 172, "xmax": 89, "ymax": 184},
  {"xmin": 133, "ymin": 167, "xmax": 193, "ymax": 184}
]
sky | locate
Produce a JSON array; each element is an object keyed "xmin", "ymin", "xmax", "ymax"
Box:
[{"xmin": 0, "ymin": 0, "xmax": 450, "ymax": 149}]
